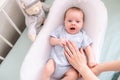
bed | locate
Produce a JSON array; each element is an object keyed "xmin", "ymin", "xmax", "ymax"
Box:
[{"xmin": 20, "ymin": 0, "xmax": 107, "ymax": 80}]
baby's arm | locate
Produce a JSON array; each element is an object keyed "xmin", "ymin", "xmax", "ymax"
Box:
[
  {"xmin": 50, "ymin": 37, "xmax": 67, "ymax": 47},
  {"xmin": 84, "ymin": 45, "xmax": 96, "ymax": 68}
]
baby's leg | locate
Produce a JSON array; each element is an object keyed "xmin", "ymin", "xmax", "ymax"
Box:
[
  {"xmin": 61, "ymin": 68, "xmax": 79, "ymax": 80},
  {"xmin": 41, "ymin": 59, "xmax": 55, "ymax": 80}
]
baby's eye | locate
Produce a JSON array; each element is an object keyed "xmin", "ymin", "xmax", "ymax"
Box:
[
  {"xmin": 76, "ymin": 21, "xmax": 80, "ymax": 23},
  {"xmin": 68, "ymin": 20, "xmax": 72, "ymax": 22}
]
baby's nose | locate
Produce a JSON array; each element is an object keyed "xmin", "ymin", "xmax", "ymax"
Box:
[{"xmin": 71, "ymin": 21, "xmax": 76, "ymax": 25}]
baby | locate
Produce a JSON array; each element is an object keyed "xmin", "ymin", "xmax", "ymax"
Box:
[{"xmin": 41, "ymin": 7, "xmax": 96, "ymax": 80}]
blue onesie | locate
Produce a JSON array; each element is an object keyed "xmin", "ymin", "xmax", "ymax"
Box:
[{"xmin": 50, "ymin": 25, "xmax": 92, "ymax": 79}]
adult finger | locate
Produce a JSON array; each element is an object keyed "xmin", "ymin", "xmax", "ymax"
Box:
[
  {"xmin": 64, "ymin": 50, "xmax": 71, "ymax": 61},
  {"xmin": 66, "ymin": 41, "xmax": 79, "ymax": 56},
  {"xmin": 80, "ymin": 48, "xmax": 84, "ymax": 54},
  {"xmin": 64, "ymin": 45, "xmax": 73, "ymax": 57}
]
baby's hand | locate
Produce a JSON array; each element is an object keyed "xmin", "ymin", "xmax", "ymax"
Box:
[{"xmin": 58, "ymin": 39, "xmax": 67, "ymax": 47}]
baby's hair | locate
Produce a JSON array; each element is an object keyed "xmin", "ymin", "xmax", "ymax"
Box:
[{"xmin": 64, "ymin": 7, "xmax": 85, "ymax": 22}]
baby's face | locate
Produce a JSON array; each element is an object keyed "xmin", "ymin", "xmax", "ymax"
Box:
[
  {"xmin": 64, "ymin": 9, "xmax": 84, "ymax": 34},
  {"xmin": 25, "ymin": 1, "xmax": 42, "ymax": 15}
]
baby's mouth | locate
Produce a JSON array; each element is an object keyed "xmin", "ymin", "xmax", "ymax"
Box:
[{"xmin": 70, "ymin": 27, "xmax": 75, "ymax": 30}]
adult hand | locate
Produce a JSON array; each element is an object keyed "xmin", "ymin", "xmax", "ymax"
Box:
[
  {"xmin": 64, "ymin": 41, "xmax": 87, "ymax": 71},
  {"xmin": 64, "ymin": 41, "xmax": 99, "ymax": 80}
]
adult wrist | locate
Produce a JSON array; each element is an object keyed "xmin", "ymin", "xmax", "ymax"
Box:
[
  {"xmin": 78, "ymin": 64, "xmax": 99, "ymax": 80},
  {"xmin": 78, "ymin": 64, "xmax": 88, "ymax": 74}
]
